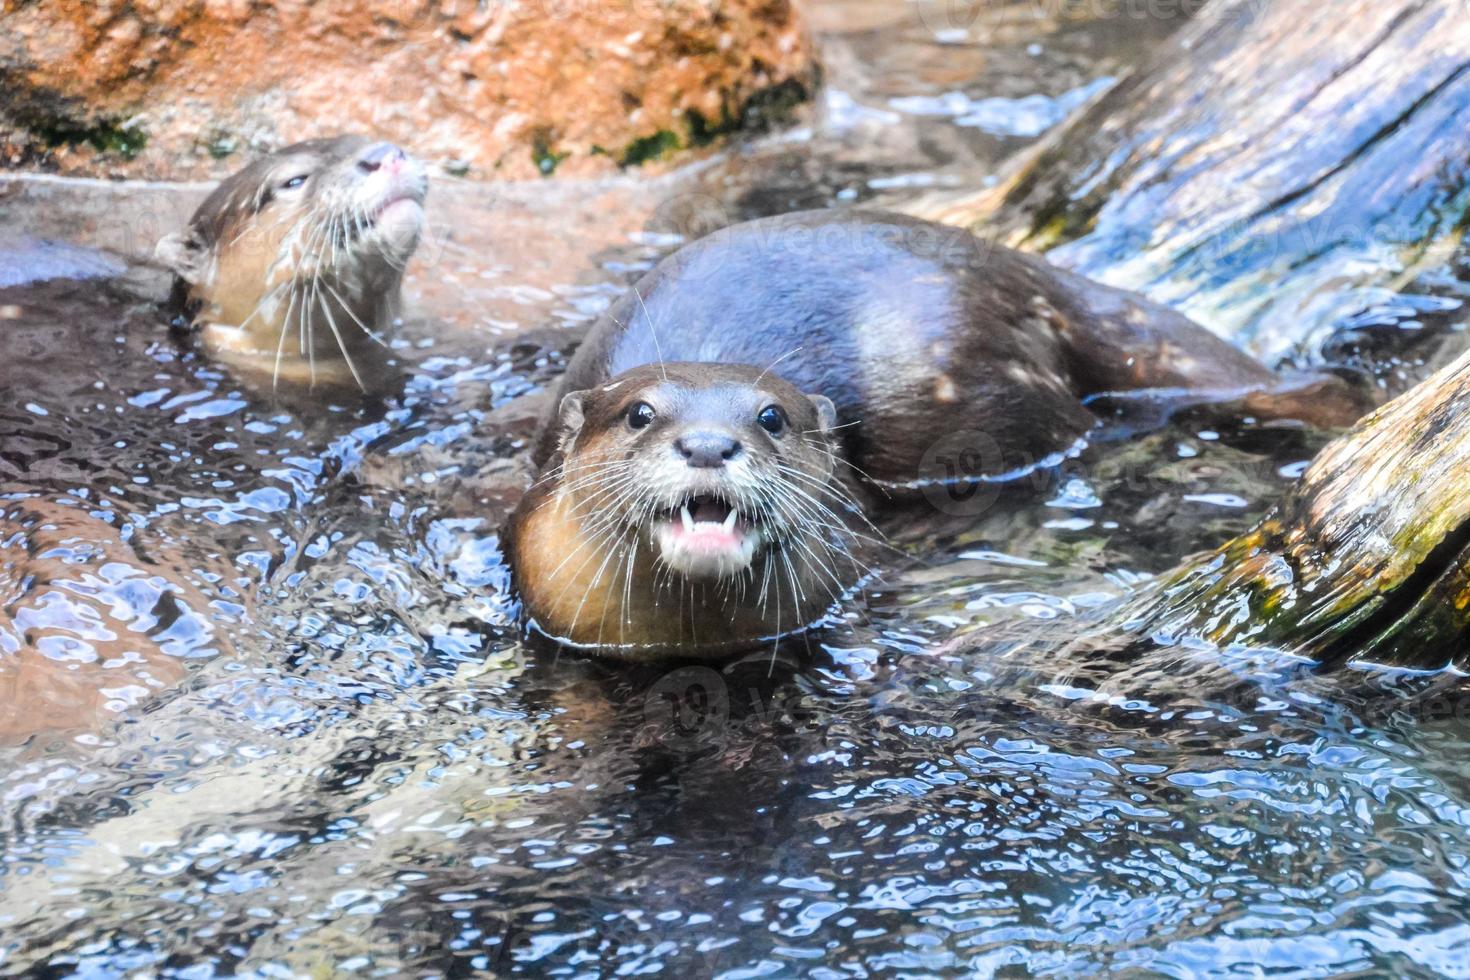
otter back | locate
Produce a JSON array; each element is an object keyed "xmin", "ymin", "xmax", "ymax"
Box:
[{"xmin": 542, "ymin": 210, "xmax": 1360, "ymax": 491}]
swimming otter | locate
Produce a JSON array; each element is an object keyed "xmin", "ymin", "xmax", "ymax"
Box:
[
  {"xmin": 510, "ymin": 362, "xmax": 866, "ymax": 655},
  {"xmin": 156, "ymin": 135, "xmax": 427, "ymax": 390},
  {"xmin": 510, "ymin": 209, "xmax": 1362, "ymax": 659}
]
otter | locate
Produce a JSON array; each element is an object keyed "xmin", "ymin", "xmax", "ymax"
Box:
[
  {"xmin": 509, "ymin": 209, "xmax": 1363, "ymax": 659},
  {"xmin": 155, "ymin": 135, "xmax": 428, "ymax": 390},
  {"xmin": 510, "ymin": 362, "xmax": 867, "ymax": 655}
]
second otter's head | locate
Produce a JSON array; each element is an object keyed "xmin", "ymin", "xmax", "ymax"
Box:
[
  {"xmin": 510, "ymin": 363, "xmax": 867, "ymax": 657},
  {"xmin": 156, "ymin": 135, "xmax": 428, "ymax": 389}
]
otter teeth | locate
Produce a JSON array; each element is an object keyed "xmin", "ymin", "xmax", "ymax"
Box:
[
  {"xmin": 656, "ymin": 500, "xmax": 760, "ymax": 579},
  {"xmin": 678, "ymin": 502, "xmax": 740, "ymax": 532}
]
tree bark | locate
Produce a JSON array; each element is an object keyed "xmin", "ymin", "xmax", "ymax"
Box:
[
  {"xmin": 1124, "ymin": 346, "xmax": 1470, "ymax": 669},
  {"xmin": 907, "ymin": 0, "xmax": 1470, "ymax": 363}
]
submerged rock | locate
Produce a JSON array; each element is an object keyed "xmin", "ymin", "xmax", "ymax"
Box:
[
  {"xmin": 0, "ymin": 0, "xmax": 815, "ymax": 181},
  {"xmin": 0, "ymin": 497, "xmax": 225, "ymax": 741}
]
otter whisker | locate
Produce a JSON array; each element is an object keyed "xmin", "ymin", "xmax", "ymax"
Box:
[
  {"xmin": 302, "ymin": 210, "xmax": 348, "ymax": 386},
  {"xmin": 544, "ymin": 518, "xmax": 632, "ymax": 615},
  {"xmin": 566, "ymin": 512, "xmax": 648, "ymax": 637},
  {"xmin": 264, "ymin": 208, "xmax": 329, "ymax": 383},
  {"xmin": 755, "ymin": 345, "xmax": 804, "ymax": 385},
  {"xmin": 322, "ymin": 280, "xmax": 391, "ymax": 348},
  {"xmin": 530, "ymin": 454, "xmax": 634, "ymax": 494},
  {"xmin": 275, "ymin": 277, "xmax": 310, "ymax": 391},
  {"xmin": 753, "ymin": 488, "xmax": 860, "ymax": 595},
  {"xmin": 802, "ymin": 419, "xmax": 862, "ymax": 435},
  {"xmin": 281, "ymin": 208, "xmax": 334, "ymax": 386},
  {"xmin": 630, "ymin": 286, "xmax": 667, "ymax": 382},
  {"xmin": 589, "ymin": 521, "xmax": 642, "ymax": 645},
  {"xmin": 773, "ymin": 463, "xmax": 882, "ymax": 534},
  {"xmin": 554, "ymin": 460, "xmax": 639, "ymax": 495},
  {"xmin": 562, "ymin": 478, "xmax": 647, "ymax": 531},
  {"xmin": 619, "ymin": 534, "xmax": 640, "ymax": 645},
  {"xmin": 540, "ymin": 479, "xmax": 652, "ymax": 586},
  {"xmin": 233, "ymin": 276, "xmax": 291, "ymax": 337},
  {"xmin": 765, "ymin": 474, "xmax": 868, "ymax": 540},
  {"xmin": 316, "ymin": 287, "xmax": 366, "ymax": 390}
]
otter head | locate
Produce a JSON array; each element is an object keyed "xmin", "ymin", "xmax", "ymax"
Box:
[
  {"xmin": 155, "ymin": 135, "xmax": 428, "ymax": 389},
  {"xmin": 510, "ymin": 363, "xmax": 867, "ymax": 657}
]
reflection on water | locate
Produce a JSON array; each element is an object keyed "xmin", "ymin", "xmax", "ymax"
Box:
[{"xmin": 3, "ymin": 1, "xmax": 1470, "ymax": 975}]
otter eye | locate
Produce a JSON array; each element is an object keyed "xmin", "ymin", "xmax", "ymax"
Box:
[
  {"xmin": 626, "ymin": 401, "xmax": 656, "ymax": 430},
  {"xmin": 757, "ymin": 405, "xmax": 787, "ymax": 435},
  {"xmin": 280, "ymin": 175, "xmax": 309, "ymax": 190}
]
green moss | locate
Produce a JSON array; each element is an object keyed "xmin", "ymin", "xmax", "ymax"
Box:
[
  {"xmin": 1023, "ymin": 199, "xmax": 1100, "ymax": 252},
  {"xmin": 616, "ymin": 75, "xmax": 813, "ymax": 168},
  {"xmin": 737, "ymin": 77, "xmax": 810, "ymax": 131},
  {"xmin": 684, "ymin": 108, "xmax": 725, "ymax": 148},
  {"xmin": 686, "ymin": 77, "xmax": 812, "ymax": 149},
  {"xmin": 206, "ymin": 134, "xmax": 239, "ymax": 159},
  {"xmin": 34, "ymin": 116, "xmax": 148, "ymax": 160},
  {"xmin": 531, "ymin": 131, "xmax": 568, "ymax": 176},
  {"xmin": 620, "ymin": 129, "xmax": 681, "ymax": 167}
]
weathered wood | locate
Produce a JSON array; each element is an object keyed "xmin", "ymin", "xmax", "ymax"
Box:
[
  {"xmin": 908, "ymin": 0, "xmax": 1470, "ymax": 362},
  {"xmin": 895, "ymin": 0, "xmax": 1470, "ymax": 668},
  {"xmin": 1124, "ymin": 346, "xmax": 1470, "ymax": 669}
]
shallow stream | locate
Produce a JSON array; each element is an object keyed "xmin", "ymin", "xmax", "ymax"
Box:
[{"xmin": 2, "ymin": 2, "xmax": 1469, "ymax": 976}]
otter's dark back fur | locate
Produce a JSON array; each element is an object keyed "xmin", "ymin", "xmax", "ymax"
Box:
[{"xmin": 541, "ymin": 210, "xmax": 1299, "ymax": 489}]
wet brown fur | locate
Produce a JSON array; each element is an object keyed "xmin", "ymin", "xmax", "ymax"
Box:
[
  {"xmin": 157, "ymin": 135, "xmax": 425, "ymax": 389},
  {"xmin": 509, "ymin": 363, "xmax": 863, "ymax": 657}
]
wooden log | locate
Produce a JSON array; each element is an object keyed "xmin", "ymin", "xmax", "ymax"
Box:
[
  {"xmin": 906, "ymin": 0, "xmax": 1470, "ymax": 362},
  {"xmin": 1123, "ymin": 346, "xmax": 1470, "ymax": 669}
]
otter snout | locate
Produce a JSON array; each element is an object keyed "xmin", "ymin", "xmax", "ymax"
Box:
[
  {"xmin": 675, "ymin": 431, "xmax": 742, "ymax": 468},
  {"xmin": 357, "ymin": 142, "xmax": 407, "ymax": 174}
]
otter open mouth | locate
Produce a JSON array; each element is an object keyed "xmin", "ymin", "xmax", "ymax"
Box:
[{"xmin": 652, "ymin": 494, "xmax": 763, "ymax": 579}]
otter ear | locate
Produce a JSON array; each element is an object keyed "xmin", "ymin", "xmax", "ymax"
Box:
[
  {"xmin": 556, "ymin": 390, "xmax": 589, "ymax": 455},
  {"xmin": 155, "ymin": 231, "xmax": 207, "ymax": 284},
  {"xmin": 806, "ymin": 394, "xmax": 839, "ymax": 435}
]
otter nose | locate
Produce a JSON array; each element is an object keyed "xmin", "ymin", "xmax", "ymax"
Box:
[
  {"xmin": 358, "ymin": 143, "xmax": 406, "ymax": 174},
  {"xmin": 675, "ymin": 432, "xmax": 742, "ymax": 468}
]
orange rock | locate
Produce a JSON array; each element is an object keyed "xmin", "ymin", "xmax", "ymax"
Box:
[{"xmin": 0, "ymin": 0, "xmax": 815, "ymax": 180}]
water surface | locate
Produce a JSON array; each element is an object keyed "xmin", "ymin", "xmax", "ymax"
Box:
[{"xmin": 2, "ymin": 2, "xmax": 1469, "ymax": 976}]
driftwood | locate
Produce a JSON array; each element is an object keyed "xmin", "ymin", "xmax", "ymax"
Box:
[
  {"xmin": 898, "ymin": 0, "xmax": 1470, "ymax": 668},
  {"xmin": 1123, "ymin": 347, "xmax": 1470, "ymax": 669},
  {"xmin": 907, "ymin": 0, "xmax": 1470, "ymax": 362}
]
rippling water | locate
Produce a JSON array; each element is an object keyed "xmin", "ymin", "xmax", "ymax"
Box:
[{"xmin": 3, "ymin": 1, "xmax": 1470, "ymax": 976}]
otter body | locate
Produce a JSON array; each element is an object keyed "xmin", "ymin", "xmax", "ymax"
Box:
[
  {"xmin": 537, "ymin": 210, "xmax": 1352, "ymax": 486},
  {"xmin": 157, "ymin": 135, "xmax": 428, "ymax": 391},
  {"xmin": 512, "ymin": 210, "xmax": 1358, "ymax": 658}
]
